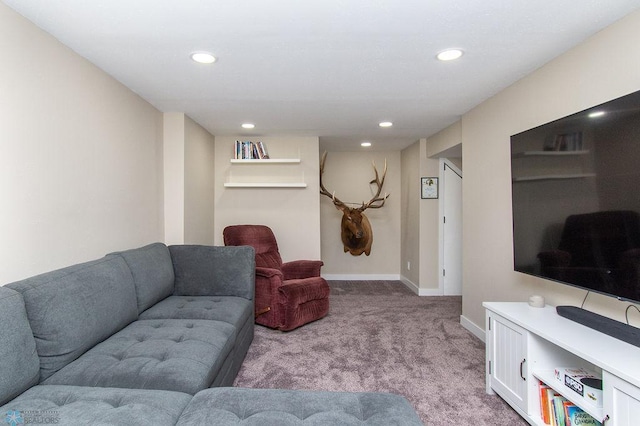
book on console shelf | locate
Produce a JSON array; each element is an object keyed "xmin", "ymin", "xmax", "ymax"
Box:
[
  {"xmin": 538, "ymin": 381, "xmax": 602, "ymax": 426},
  {"xmin": 539, "ymin": 382, "xmax": 558, "ymax": 425},
  {"xmin": 565, "ymin": 404, "xmax": 602, "ymax": 426}
]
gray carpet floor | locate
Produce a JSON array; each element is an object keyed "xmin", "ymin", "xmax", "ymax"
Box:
[{"xmin": 234, "ymin": 280, "xmax": 527, "ymax": 425}]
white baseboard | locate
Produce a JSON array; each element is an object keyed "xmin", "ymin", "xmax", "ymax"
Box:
[
  {"xmin": 399, "ymin": 276, "xmax": 419, "ymax": 295},
  {"xmin": 322, "ymin": 274, "xmax": 401, "ymax": 280},
  {"xmin": 400, "ymin": 275, "xmax": 442, "ymax": 296},
  {"xmin": 322, "ymin": 274, "xmax": 446, "ymax": 297},
  {"xmin": 460, "ymin": 314, "xmax": 485, "ymax": 343}
]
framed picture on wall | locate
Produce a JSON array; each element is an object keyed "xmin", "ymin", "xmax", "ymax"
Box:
[{"xmin": 421, "ymin": 177, "xmax": 438, "ymax": 199}]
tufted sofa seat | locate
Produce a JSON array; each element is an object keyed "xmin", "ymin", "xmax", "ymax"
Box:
[{"xmin": 42, "ymin": 319, "xmax": 236, "ymax": 394}]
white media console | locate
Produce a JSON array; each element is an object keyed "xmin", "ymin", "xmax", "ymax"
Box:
[{"xmin": 484, "ymin": 302, "xmax": 640, "ymax": 425}]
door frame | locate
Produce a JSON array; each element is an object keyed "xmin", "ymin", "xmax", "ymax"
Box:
[{"xmin": 438, "ymin": 158, "xmax": 463, "ymax": 295}]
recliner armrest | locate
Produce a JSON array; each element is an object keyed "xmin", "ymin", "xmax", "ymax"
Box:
[
  {"xmin": 281, "ymin": 260, "xmax": 324, "ymax": 280},
  {"xmin": 256, "ymin": 266, "xmax": 283, "ymax": 279}
]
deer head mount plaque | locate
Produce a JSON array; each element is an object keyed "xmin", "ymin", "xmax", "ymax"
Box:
[{"xmin": 319, "ymin": 151, "xmax": 390, "ymax": 256}]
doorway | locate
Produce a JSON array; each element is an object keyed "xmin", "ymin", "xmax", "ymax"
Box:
[{"xmin": 441, "ymin": 159, "xmax": 463, "ymax": 295}]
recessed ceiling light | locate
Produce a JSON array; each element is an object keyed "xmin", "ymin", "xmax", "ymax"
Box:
[
  {"xmin": 436, "ymin": 49, "xmax": 464, "ymax": 61},
  {"xmin": 361, "ymin": 141, "xmax": 372, "ymax": 147},
  {"xmin": 241, "ymin": 123, "xmax": 255, "ymax": 129},
  {"xmin": 588, "ymin": 111, "xmax": 606, "ymax": 118},
  {"xmin": 190, "ymin": 51, "xmax": 216, "ymax": 64},
  {"xmin": 379, "ymin": 121, "xmax": 393, "ymax": 128}
]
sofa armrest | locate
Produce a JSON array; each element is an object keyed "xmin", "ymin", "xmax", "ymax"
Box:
[
  {"xmin": 281, "ymin": 260, "xmax": 324, "ymax": 280},
  {"xmin": 169, "ymin": 245, "xmax": 255, "ymax": 300}
]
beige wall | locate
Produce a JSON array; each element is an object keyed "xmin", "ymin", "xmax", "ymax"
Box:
[
  {"xmin": 462, "ymin": 10, "xmax": 640, "ymax": 334},
  {"xmin": 320, "ymin": 151, "xmax": 401, "ymax": 277},
  {"xmin": 163, "ymin": 113, "xmax": 216, "ymax": 245},
  {"xmin": 401, "ymin": 142, "xmax": 421, "ymax": 286},
  {"xmin": 419, "ymin": 140, "xmax": 443, "ymax": 293},
  {"xmin": 214, "ymin": 136, "xmax": 321, "ymax": 262},
  {"xmin": 400, "ymin": 139, "xmax": 443, "ymax": 293},
  {"xmin": 0, "ymin": 4, "xmax": 164, "ymax": 284},
  {"xmin": 184, "ymin": 116, "xmax": 216, "ymax": 244},
  {"xmin": 427, "ymin": 121, "xmax": 461, "ymax": 158},
  {"xmin": 163, "ymin": 113, "xmax": 186, "ymax": 244}
]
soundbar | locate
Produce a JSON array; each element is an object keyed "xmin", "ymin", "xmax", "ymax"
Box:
[{"xmin": 556, "ymin": 305, "xmax": 640, "ymax": 348}]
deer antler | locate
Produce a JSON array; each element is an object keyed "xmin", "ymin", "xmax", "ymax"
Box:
[
  {"xmin": 319, "ymin": 151, "xmax": 348, "ymax": 209},
  {"xmin": 359, "ymin": 158, "xmax": 389, "ymax": 211},
  {"xmin": 319, "ymin": 151, "xmax": 390, "ymax": 211}
]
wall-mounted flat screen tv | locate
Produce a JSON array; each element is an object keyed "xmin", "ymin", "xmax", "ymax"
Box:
[{"xmin": 511, "ymin": 89, "xmax": 640, "ymax": 304}]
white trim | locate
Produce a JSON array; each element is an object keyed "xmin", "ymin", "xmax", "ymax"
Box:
[
  {"xmin": 400, "ymin": 275, "xmax": 448, "ymax": 296},
  {"xmin": 401, "ymin": 276, "xmax": 440, "ymax": 295},
  {"xmin": 323, "ymin": 274, "xmax": 448, "ymax": 297},
  {"xmin": 321, "ymin": 274, "xmax": 400, "ymax": 281},
  {"xmin": 418, "ymin": 287, "xmax": 443, "ymax": 296},
  {"xmin": 460, "ymin": 314, "xmax": 485, "ymax": 342},
  {"xmin": 400, "ymin": 275, "xmax": 419, "ymax": 295}
]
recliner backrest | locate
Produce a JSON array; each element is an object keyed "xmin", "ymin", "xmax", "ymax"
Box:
[{"xmin": 223, "ymin": 225, "xmax": 283, "ymax": 270}]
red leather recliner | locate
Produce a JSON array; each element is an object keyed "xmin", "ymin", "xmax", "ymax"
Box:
[{"xmin": 223, "ymin": 225, "xmax": 330, "ymax": 331}]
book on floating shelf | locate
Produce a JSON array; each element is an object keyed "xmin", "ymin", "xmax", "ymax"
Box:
[{"xmin": 234, "ymin": 140, "xmax": 270, "ymax": 159}]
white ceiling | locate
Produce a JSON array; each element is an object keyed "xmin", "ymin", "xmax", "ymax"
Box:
[{"xmin": 5, "ymin": 0, "xmax": 640, "ymax": 152}]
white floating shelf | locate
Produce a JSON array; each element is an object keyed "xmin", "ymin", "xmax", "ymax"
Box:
[
  {"xmin": 223, "ymin": 182, "xmax": 307, "ymax": 188},
  {"xmin": 230, "ymin": 158, "xmax": 301, "ymax": 164},
  {"xmin": 513, "ymin": 173, "xmax": 596, "ymax": 182},
  {"xmin": 512, "ymin": 150, "xmax": 590, "ymax": 158}
]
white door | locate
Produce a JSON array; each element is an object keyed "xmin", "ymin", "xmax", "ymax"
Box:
[{"xmin": 443, "ymin": 162, "xmax": 462, "ymax": 295}]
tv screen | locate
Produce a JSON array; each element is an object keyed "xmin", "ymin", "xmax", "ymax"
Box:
[{"xmin": 511, "ymin": 89, "xmax": 640, "ymax": 304}]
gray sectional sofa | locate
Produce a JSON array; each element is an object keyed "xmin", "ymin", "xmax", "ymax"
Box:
[{"xmin": 0, "ymin": 243, "xmax": 423, "ymax": 425}]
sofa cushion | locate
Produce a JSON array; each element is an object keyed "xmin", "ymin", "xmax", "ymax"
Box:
[
  {"xmin": 43, "ymin": 319, "xmax": 235, "ymax": 395},
  {"xmin": 0, "ymin": 287, "xmax": 40, "ymax": 406},
  {"xmin": 176, "ymin": 388, "xmax": 423, "ymax": 425},
  {"xmin": 169, "ymin": 245, "xmax": 255, "ymax": 299},
  {"xmin": 0, "ymin": 385, "xmax": 191, "ymax": 426},
  {"xmin": 7, "ymin": 256, "xmax": 138, "ymax": 381},
  {"xmin": 110, "ymin": 243, "xmax": 175, "ymax": 313},
  {"xmin": 139, "ymin": 295, "xmax": 252, "ymax": 330}
]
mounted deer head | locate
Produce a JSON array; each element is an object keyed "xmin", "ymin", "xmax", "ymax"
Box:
[{"xmin": 319, "ymin": 151, "xmax": 390, "ymax": 256}]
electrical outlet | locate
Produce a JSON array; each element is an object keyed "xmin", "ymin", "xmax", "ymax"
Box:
[{"xmin": 407, "ymin": 261, "xmax": 411, "ymax": 271}]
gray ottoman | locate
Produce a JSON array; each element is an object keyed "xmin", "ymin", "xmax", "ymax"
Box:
[
  {"xmin": 176, "ymin": 387, "xmax": 423, "ymax": 425},
  {"xmin": 1, "ymin": 385, "xmax": 191, "ymax": 426}
]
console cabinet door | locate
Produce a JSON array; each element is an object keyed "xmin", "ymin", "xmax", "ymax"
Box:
[
  {"xmin": 487, "ymin": 312, "xmax": 529, "ymax": 414},
  {"xmin": 603, "ymin": 371, "xmax": 640, "ymax": 426}
]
